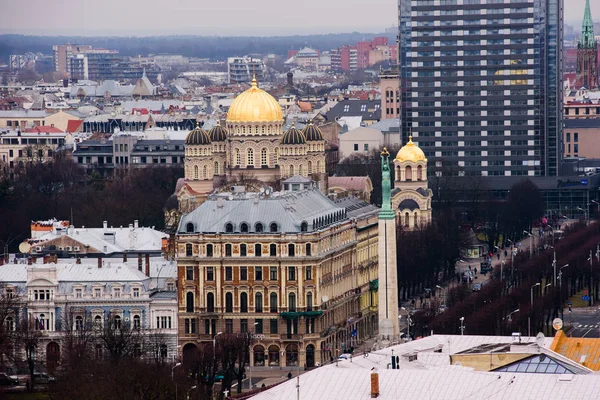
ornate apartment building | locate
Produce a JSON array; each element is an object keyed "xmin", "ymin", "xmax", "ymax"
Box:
[{"xmin": 175, "ymin": 183, "xmax": 380, "ymax": 368}]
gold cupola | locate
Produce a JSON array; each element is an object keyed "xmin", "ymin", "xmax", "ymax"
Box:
[
  {"xmin": 226, "ymin": 77, "xmax": 283, "ymax": 123},
  {"xmin": 395, "ymin": 136, "xmax": 427, "ymax": 163}
]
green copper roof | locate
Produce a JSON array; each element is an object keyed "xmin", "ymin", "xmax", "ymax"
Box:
[{"xmin": 580, "ymin": 0, "xmax": 596, "ymax": 49}]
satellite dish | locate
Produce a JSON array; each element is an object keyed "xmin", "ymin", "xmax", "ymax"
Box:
[
  {"xmin": 552, "ymin": 318, "xmax": 563, "ymax": 331},
  {"xmin": 260, "ymin": 188, "xmax": 265, "ymax": 194},
  {"xmin": 18, "ymin": 242, "xmax": 31, "ymax": 254},
  {"xmin": 536, "ymin": 332, "xmax": 546, "ymax": 346},
  {"xmin": 321, "ymin": 295, "xmax": 329, "ymax": 303}
]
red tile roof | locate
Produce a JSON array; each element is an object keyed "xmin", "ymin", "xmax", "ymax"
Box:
[
  {"xmin": 24, "ymin": 126, "xmax": 64, "ymax": 134},
  {"xmin": 66, "ymin": 120, "xmax": 83, "ymax": 133}
]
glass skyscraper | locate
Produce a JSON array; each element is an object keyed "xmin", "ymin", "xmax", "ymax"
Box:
[{"xmin": 398, "ymin": 0, "xmax": 563, "ymax": 177}]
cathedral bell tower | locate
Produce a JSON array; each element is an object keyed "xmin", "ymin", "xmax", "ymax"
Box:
[{"xmin": 576, "ymin": 0, "xmax": 599, "ymax": 89}]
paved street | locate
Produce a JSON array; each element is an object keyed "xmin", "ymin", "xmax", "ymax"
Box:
[{"xmin": 567, "ymin": 309, "xmax": 600, "ymax": 338}]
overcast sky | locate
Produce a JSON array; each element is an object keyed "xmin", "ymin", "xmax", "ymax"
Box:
[{"xmin": 0, "ymin": 0, "xmax": 597, "ymax": 37}]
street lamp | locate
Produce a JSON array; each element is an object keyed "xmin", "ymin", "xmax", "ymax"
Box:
[
  {"xmin": 213, "ymin": 331, "xmax": 223, "ymax": 352},
  {"xmin": 577, "ymin": 207, "xmax": 588, "ymax": 224},
  {"xmin": 435, "ymin": 285, "xmax": 446, "ymax": 304},
  {"xmin": 459, "ymin": 317, "xmax": 465, "ymax": 336},
  {"xmin": 523, "ymin": 231, "xmax": 533, "ymax": 259},
  {"xmin": 529, "ymin": 283, "xmax": 540, "ymax": 337},
  {"xmin": 401, "ymin": 307, "xmax": 412, "ymax": 341},
  {"xmin": 504, "ymin": 309, "xmax": 520, "ymax": 323},
  {"xmin": 507, "ymin": 239, "xmax": 515, "ymax": 281},
  {"xmin": 592, "ymin": 200, "xmax": 600, "ymax": 215},
  {"xmin": 588, "ymin": 251, "xmax": 594, "ymax": 306},
  {"xmin": 559, "ymin": 264, "xmax": 569, "ymax": 299},
  {"xmin": 186, "ymin": 386, "xmax": 197, "ymax": 400},
  {"xmin": 172, "ymin": 363, "xmax": 182, "ymax": 400}
]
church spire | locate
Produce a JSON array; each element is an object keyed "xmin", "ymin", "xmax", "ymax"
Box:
[{"xmin": 581, "ymin": 0, "xmax": 596, "ymax": 49}]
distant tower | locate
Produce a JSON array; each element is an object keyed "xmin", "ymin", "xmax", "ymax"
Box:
[
  {"xmin": 377, "ymin": 148, "xmax": 400, "ymax": 341},
  {"xmin": 576, "ymin": 0, "xmax": 598, "ymax": 89}
]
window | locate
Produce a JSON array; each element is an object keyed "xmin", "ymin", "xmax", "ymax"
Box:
[
  {"xmin": 75, "ymin": 288, "xmax": 82, "ymax": 298},
  {"xmin": 241, "ymin": 318, "xmax": 248, "ymax": 333},
  {"xmin": 566, "ymin": 132, "xmax": 571, "ymax": 142},
  {"xmin": 255, "ymin": 319, "xmax": 263, "ymax": 334},
  {"xmin": 225, "ymin": 223, "xmax": 234, "ymax": 233},
  {"xmin": 305, "ymin": 266, "xmax": 312, "ymax": 281},
  {"xmin": 133, "ymin": 315, "xmax": 141, "ymax": 329},
  {"xmin": 300, "ymin": 222, "xmax": 308, "ymax": 232},
  {"xmin": 261, "ymin": 148, "xmax": 268, "ymax": 166},
  {"xmin": 255, "ymin": 223, "xmax": 264, "ymax": 233},
  {"xmin": 186, "ymin": 223, "xmax": 194, "ymax": 233},
  {"xmin": 288, "ymin": 244, "xmax": 295, "ymax": 256},
  {"xmin": 255, "ymin": 243, "xmax": 262, "ymax": 257},
  {"xmin": 354, "ymin": 144, "xmax": 359, "ymax": 151},
  {"xmin": 186, "ymin": 267, "xmax": 194, "ymax": 281},
  {"xmin": 255, "ymin": 266, "xmax": 263, "ymax": 281},
  {"xmin": 75, "ymin": 316, "xmax": 83, "ymax": 331},
  {"xmin": 225, "ymin": 293, "xmax": 233, "ymax": 313},
  {"xmin": 306, "ymin": 243, "xmax": 311, "ymax": 256},
  {"xmin": 94, "ymin": 315, "xmax": 102, "ymax": 328},
  {"xmin": 225, "ymin": 244, "xmax": 232, "ymax": 256},
  {"xmin": 94, "ymin": 288, "xmax": 101, "ymax": 298},
  {"xmin": 207, "ymin": 267, "xmax": 214, "ymax": 281},
  {"xmin": 207, "ymin": 293, "xmax": 215, "ymax": 312},
  {"xmin": 364, "ymin": 144, "xmax": 369, "ymax": 151},
  {"xmin": 240, "ymin": 266, "xmax": 248, "ymax": 281},
  {"xmin": 186, "ymin": 244, "xmax": 193, "ymax": 257},
  {"xmin": 574, "ymin": 132, "xmax": 579, "ymax": 143},
  {"xmin": 185, "ymin": 318, "xmax": 197, "ymax": 334},
  {"xmin": 270, "ymin": 319, "xmax": 278, "ymax": 334},
  {"xmin": 113, "ymin": 288, "xmax": 121, "ymax": 298},
  {"xmin": 5, "ymin": 316, "xmax": 14, "ymax": 332},
  {"xmin": 186, "ymin": 292, "xmax": 194, "ymax": 312},
  {"xmin": 270, "ymin": 223, "xmax": 278, "ymax": 233},
  {"xmin": 133, "ymin": 288, "xmax": 140, "ymax": 297},
  {"xmin": 288, "ymin": 293, "xmax": 296, "ymax": 312},
  {"xmin": 255, "ymin": 292, "xmax": 263, "ymax": 312},
  {"xmin": 241, "ymin": 223, "xmax": 249, "ymax": 233},
  {"xmin": 247, "ymin": 148, "xmax": 254, "ymax": 167},
  {"xmin": 113, "ymin": 315, "xmax": 122, "ymax": 330},
  {"xmin": 270, "ymin": 266, "xmax": 278, "ymax": 280},
  {"xmin": 270, "ymin": 292, "xmax": 278, "ymax": 312},
  {"xmin": 306, "ymin": 292, "xmax": 313, "ymax": 311},
  {"xmin": 240, "ymin": 292, "xmax": 248, "ymax": 313},
  {"xmin": 206, "ymin": 244, "xmax": 213, "ymax": 257},
  {"xmin": 241, "ymin": 244, "xmax": 247, "ymax": 256},
  {"xmin": 225, "ymin": 266, "xmax": 233, "ymax": 281},
  {"xmin": 288, "ymin": 266, "xmax": 296, "ymax": 281},
  {"xmin": 270, "ymin": 244, "xmax": 277, "ymax": 256}
]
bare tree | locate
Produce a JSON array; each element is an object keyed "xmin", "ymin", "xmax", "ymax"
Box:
[
  {"xmin": 0, "ymin": 284, "xmax": 20, "ymax": 370},
  {"xmin": 146, "ymin": 330, "xmax": 170, "ymax": 365},
  {"xmin": 61, "ymin": 307, "xmax": 96, "ymax": 370},
  {"xmin": 14, "ymin": 316, "xmax": 43, "ymax": 389},
  {"xmin": 98, "ymin": 313, "xmax": 144, "ymax": 364}
]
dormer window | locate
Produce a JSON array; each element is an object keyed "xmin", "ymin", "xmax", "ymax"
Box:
[
  {"xmin": 225, "ymin": 223, "xmax": 234, "ymax": 233},
  {"xmin": 133, "ymin": 288, "xmax": 140, "ymax": 298},
  {"xmin": 300, "ymin": 222, "xmax": 308, "ymax": 232},
  {"xmin": 255, "ymin": 223, "xmax": 264, "ymax": 233},
  {"xmin": 241, "ymin": 223, "xmax": 249, "ymax": 233},
  {"xmin": 186, "ymin": 223, "xmax": 195, "ymax": 233},
  {"xmin": 270, "ymin": 223, "xmax": 278, "ymax": 233}
]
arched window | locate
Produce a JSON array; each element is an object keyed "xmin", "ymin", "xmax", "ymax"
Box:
[
  {"xmin": 289, "ymin": 165, "xmax": 294, "ymax": 176},
  {"xmin": 186, "ymin": 292, "xmax": 194, "ymax": 312},
  {"xmin": 406, "ymin": 165, "xmax": 412, "ymax": 181},
  {"xmin": 194, "ymin": 165, "xmax": 199, "ymax": 179},
  {"xmin": 235, "ymin": 148, "xmax": 241, "ymax": 166},
  {"xmin": 300, "ymin": 222, "xmax": 308, "ymax": 232},
  {"xmin": 417, "ymin": 165, "xmax": 423, "ymax": 181},
  {"xmin": 270, "ymin": 243, "xmax": 277, "ymax": 256},
  {"xmin": 186, "ymin": 243, "xmax": 193, "ymax": 256},
  {"xmin": 247, "ymin": 148, "xmax": 254, "ymax": 167},
  {"xmin": 133, "ymin": 315, "xmax": 141, "ymax": 329},
  {"xmin": 186, "ymin": 223, "xmax": 194, "ymax": 233},
  {"xmin": 240, "ymin": 244, "xmax": 247, "ymax": 256},
  {"xmin": 202, "ymin": 165, "xmax": 207, "ymax": 179},
  {"xmin": 414, "ymin": 212, "xmax": 419, "ymax": 227},
  {"xmin": 306, "ymin": 292, "xmax": 313, "ymax": 311},
  {"xmin": 206, "ymin": 244, "xmax": 213, "ymax": 257},
  {"xmin": 240, "ymin": 292, "xmax": 248, "ymax": 313},
  {"xmin": 255, "ymin": 243, "xmax": 262, "ymax": 256},
  {"xmin": 225, "ymin": 223, "xmax": 234, "ymax": 233},
  {"xmin": 225, "ymin": 244, "xmax": 232, "ymax": 256},
  {"xmin": 225, "ymin": 292, "xmax": 233, "ymax": 313},
  {"xmin": 5, "ymin": 316, "xmax": 14, "ymax": 331},
  {"xmin": 274, "ymin": 148, "xmax": 279, "ymax": 164},
  {"xmin": 75, "ymin": 316, "xmax": 83, "ymax": 331},
  {"xmin": 270, "ymin": 292, "xmax": 278, "ymax": 313},
  {"xmin": 207, "ymin": 292, "xmax": 215, "ymax": 312},
  {"xmin": 308, "ymin": 161, "xmax": 313, "ymax": 174},
  {"xmin": 94, "ymin": 315, "xmax": 102, "ymax": 328},
  {"xmin": 299, "ymin": 165, "xmax": 304, "ymax": 176},
  {"xmin": 255, "ymin": 126, "xmax": 259, "ymax": 134},
  {"xmin": 241, "ymin": 223, "xmax": 249, "ymax": 233},
  {"xmin": 255, "ymin": 292, "xmax": 263, "ymax": 312},
  {"xmin": 316, "ymin": 160, "xmax": 321, "ymax": 173},
  {"xmin": 261, "ymin": 125, "xmax": 265, "ymax": 134},
  {"xmin": 306, "ymin": 243, "xmax": 311, "ymax": 256},
  {"xmin": 261, "ymin": 148, "xmax": 268, "ymax": 166},
  {"xmin": 214, "ymin": 161, "xmax": 220, "ymax": 175},
  {"xmin": 404, "ymin": 212, "xmax": 410, "ymax": 227},
  {"xmin": 113, "ymin": 315, "xmax": 122, "ymax": 329},
  {"xmin": 288, "ymin": 293, "xmax": 296, "ymax": 312},
  {"xmin": 255, "ymin": 223, "xmax": 264, "ymax": 233},
  {"xmin": 270, "ymin": 223, "xmax": 278, "ymax": 233},
  {"xmin": 288, "ymin": 244, "xmax": 295, "ymax": 257}
]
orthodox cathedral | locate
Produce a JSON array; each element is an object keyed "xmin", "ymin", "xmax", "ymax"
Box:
[{"xmin": 176, "ymin": 77, "xmax": 327, "ymax": 213}]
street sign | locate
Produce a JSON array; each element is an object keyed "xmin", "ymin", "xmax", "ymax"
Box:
[
  {"xmin": 582, "ymin": 296, "xmax": 591, "ymax": 301},
  {"xmin": 552, "ymin": 318, "xmax": 563, "ymax": 331}
]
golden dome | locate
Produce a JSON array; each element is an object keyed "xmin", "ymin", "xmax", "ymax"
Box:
[
  {"xmin": 227, "ymin": 77, "xmax": 283, "ymax": 123},
  {"xmin": 395, "ymin": 136, "xmax": 427, "ymax": 163}
]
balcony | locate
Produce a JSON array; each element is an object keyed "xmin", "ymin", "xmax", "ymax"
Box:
[{"xmin": 280, "ymin": 333, "xmax": 302, "ymax": 341}]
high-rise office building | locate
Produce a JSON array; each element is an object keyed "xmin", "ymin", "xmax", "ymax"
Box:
[{"xmin": 398, "ymin": 0, "xmax": 563, "ymax": 177}]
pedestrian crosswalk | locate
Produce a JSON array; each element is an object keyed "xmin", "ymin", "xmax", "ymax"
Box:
[{"xmin": 577, "ymin": 324, "xmax": 600, "ymax": 328}]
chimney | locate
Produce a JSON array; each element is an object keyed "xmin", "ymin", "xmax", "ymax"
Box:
[
  {"xmin": 103, "ymin": 221, "xmax": 108, "ymax": 231},
  {"xmin": 32, "ymin": 256, "xmax": 37, "ymax": 264},
  {"xmin": 134, "ymin": 220, "xmax": 139, "ymax": 229},
  {"xmin": 138, "ymin": 253, "xmax": 143, "ymax": 271},
  {"xmin": 50, "ymin": 253, "xmax": 57, "ymax": 264},
  {"xmin": 123, "ymin": 251, "xmax": 128, "ymax": 262},
  {"xmin": 28, "ymin": 257, "xmax": 32, "ymax": 265},
  {"xmin": 43, "ymin": 255, "xmax": 49, "ymax": 264},
  {"xmin": 370, "ymin": 372, "xmax": 379, "ymax": 398},
  {"xmin": 76, "ymin": 257, "xmax": 81, "ymax": 264},
  {"xmin": 98, "ymin": 257, "xmax": 102, "ymax": 269},
  {"xmin": 145, "ymin": 254, "xmax": 150, "ymax": 277}
]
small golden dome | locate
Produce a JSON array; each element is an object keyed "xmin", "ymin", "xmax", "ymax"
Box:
[
  {"xmin": 302, "ymin": 119, "xmax": 324, "ymax": 141},
  {"xmin": 208, "ymin": 121, "xmax": 228, "ymax": 142},
  {"xmin": 395, "ymin": 136, "xmax": 427, "ymax": 163},
  {"xmin": 185, "ymin": 122, "xmax": 211, "ymax": 145},
  {"xmin": 281, "ymin": 123, "xmax": 306, "ymax": 145},
  {"xmin": 227, "ymin": 77, "xmax": 283, "ymax": 123}
]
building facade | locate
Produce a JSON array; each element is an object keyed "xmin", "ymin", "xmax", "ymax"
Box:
[
  {"xmin": 227, "ymin": 57, "xmax": 265, "ymax": 84},
  {"xmin": 399, "ymin": 0, "xmax": 564, "ymax": 177},
  {"xmin": 175, "ymin": 185, "xmax": 380, "ymax": 368},
  {"xmin": 576, "ymin": 0, "xmax": 598, "ymax": 90}
]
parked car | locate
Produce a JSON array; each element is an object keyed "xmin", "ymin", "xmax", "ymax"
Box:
[
  {"xmin": 33, "ymin": 373, "xmax": 56, "ymax": 384},
  {"xmin": 480, "ymin": 262, "xmax": 492, "ymax": 275},
  {"xmin": 0, "ymin": 373, "xmax": 18, "ymax": 385},
  {"xmin": 337, "ymin": 353, "xmax": 352, "ymax": 360},
  {"xmin": 214, "ymin": 369, "xmax": 246, "ymax": 382},
  {"xmin": 472, "ymin": 283, "xmax": 482, "ymax": 292}
]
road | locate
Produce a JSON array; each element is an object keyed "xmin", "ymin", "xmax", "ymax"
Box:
[{"xmin": 568, "ymin": 309, "xmax": 600, "ymax": 338}]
